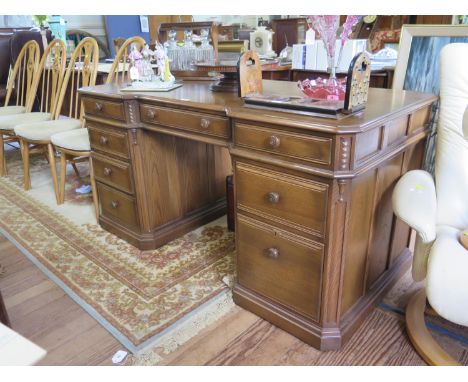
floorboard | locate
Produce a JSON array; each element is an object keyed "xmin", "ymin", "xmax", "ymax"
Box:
[{"xmin": 0, "ymin": 232, "xmax": 452, "ymax": 366}]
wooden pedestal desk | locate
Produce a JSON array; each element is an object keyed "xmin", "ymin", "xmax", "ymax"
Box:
[{"xmin": 79, "ymin": 81, "xmax": 436, "ymax": 350}]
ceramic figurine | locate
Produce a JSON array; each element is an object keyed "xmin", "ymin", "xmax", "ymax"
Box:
[
  {"xmin": 128, "ymin": 46, "xmax": 143, "ymax": 81},
  {"xmin": 154, "ymin": 42, "xmax": 175, "ymax": 84},
  {"xmin": 141, "ymin": 44, "xmax": 155, "ymax": 81}
]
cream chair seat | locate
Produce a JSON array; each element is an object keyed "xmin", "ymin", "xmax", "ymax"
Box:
[
  {"xmin": 50, "ymin": 128, "xmax": 90, "ymax": 152},
  {"xmin": 14, "ymin": 118, "xmax": 81, "ymax": 141},
  {"xmin": 392, "ymin": 43, "xmax": 468, "ymax": 365},
  {"xmin": 0, "ymin": 112, "xmax": 51, "ymax": 130},
  {"xmin": 0, "ymin": 106, "xmax": 26, "ymax": 116}
]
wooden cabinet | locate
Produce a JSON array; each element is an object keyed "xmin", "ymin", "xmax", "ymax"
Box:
[
  {"xmin": 80, "ymin": 80, "xmax": 436, "ymax": 350},
  {"xmin": 271, "ymin": 18, "xmax": 308, "ymax": 55}
]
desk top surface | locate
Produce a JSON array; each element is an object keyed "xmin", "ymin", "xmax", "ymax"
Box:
[{"xmin": 80, "ymin": 80, "xmax": 437, "ymax": 133}]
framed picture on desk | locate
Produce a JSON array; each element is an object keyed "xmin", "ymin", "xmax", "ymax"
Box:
[{"xmin": 392, "ymin": 25, "xmax": 468, "ymax": 172}]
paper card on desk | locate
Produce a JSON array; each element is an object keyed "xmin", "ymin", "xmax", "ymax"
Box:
[{"xmin": 120, "ymin": 82, "xmax": 183, "ymax": 92}]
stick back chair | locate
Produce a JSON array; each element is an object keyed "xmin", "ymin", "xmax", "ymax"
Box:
[
  {"xmin": 50, "ymin": 36, "xmax": 146, "ymax": 219},
  {"xmin": 0, "ymin": 40, "xmax": 40, "ymax": 115},
  {"xmin": 0, "ymin": 39, "xmax": 66, "ymax": 176},
  {"xmin": 14, "ymin": 37, "xmax": 99, "ymax": 204},
  {"xmin": 112, "ymin": 37, "xmax": 126, "ymax": 57}
]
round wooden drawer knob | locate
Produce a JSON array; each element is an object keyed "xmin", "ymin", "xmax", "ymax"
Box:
[
  {"xmin": 95, "ymin": 102, "xmax": 103, "ymax": 112},
  {"xmin": 268, "ymin": 135, "xmax": 281, "ymax": 148},
  {"xmin": 200, "ymin": 118, "xmax": 210, "ymax": 129},
  {"xmin": 267, "ymin": 192, "xmax": 280, "ymax": 204},
  {"xmin": 111, "ymin": 200, "xmax": 119, "ymax": 209},
  {"xmin": 147, "ymin": 110, "xmax": 157, "ymax": 119},
  {"xmin": 103, "ymin": 167, "xmax": 112, "ymax": 176},
  {"xmin": 99, "ymin": 136, "xmax": 108, "ymax": 145},
  {"xmin": 265, "ymin": 247, "xmax": 280, "ymax": 259}
]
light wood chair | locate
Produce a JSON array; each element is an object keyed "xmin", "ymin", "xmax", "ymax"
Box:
[
  {"xmin": 0, "ymin": 40, "xmax": 40, "ymax": 176},
  {"xmin": 0, "ymin": 40, "xmax": 40, "ymax": 116},
  {"xmin": 14, "ymin": 37, "xmax": 99, "ymax": 204},
  {"xmin": 112, "ymin": 37, "xmax": 126, "ymax": 56},
  {"xmin": 0, "ymin": 39, "xmax": 67, "ymax": 176},
  {"xmin": 50, "ymin": 36, "xmax": 146, "ymax": 218}
]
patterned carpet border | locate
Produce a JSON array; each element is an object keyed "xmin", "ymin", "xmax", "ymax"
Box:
[{"xmin": 0, "ymin": 173, "xmax": 235, "ymax": 353}]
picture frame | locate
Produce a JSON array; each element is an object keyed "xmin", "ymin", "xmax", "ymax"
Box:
[
  {"xmin": 392, "ymin": 25, "xmax": 468, "ymax": 172},
  {"xmin": 393, "ymin": 25, "xmax": 468, "ymax": 91}
]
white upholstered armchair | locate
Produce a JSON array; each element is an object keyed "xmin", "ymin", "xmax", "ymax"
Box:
[{"xmin": 392, "ymin": 43, "xmax": 468, "ymax": 365}]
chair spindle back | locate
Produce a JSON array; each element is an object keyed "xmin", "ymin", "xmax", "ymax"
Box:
[
  {"xmin": 54, "ymin": 37, "xmax": 99, "ymax": 121},
  {"xmin": 29, "ymin": 39, "xmax": 67, "ymax": 116},
  {"xmin": 4, "ymin": 40, "xmax": 40, "ymax": 110}
]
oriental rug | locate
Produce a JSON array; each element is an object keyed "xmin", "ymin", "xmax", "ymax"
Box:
[{"xmin": 0, "ymin": 149, "xmax": 236, "ymax": 353}]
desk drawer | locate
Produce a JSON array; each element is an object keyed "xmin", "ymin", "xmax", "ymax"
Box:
[
  {"xmin": 97, "ymin": 183, "xmax": 139, "ymax": 229},
  {"xmin": 83, "ymin": 98, "xmax": 126, "ymax": 121},
  {"xmin": 140, "ymin": 104, "xmax": 230, "ymax": 138},
  {"xmin": 237, "ymin": 215, "xmax": 323, "ymax": 320},
  {"xmin": 235, "ymin": 162, "xmax": 328, "ymax": 238},
  {"xmin": 234, "ymin": 122, "xmax": 333, "ymax": 166},
  {"xmin": 89, "ymin": 125, "xmax": 130, "ymax": 159},
  {"xmin": 92, "ymin": 153, "xmax": 133, "ymax": 194}
]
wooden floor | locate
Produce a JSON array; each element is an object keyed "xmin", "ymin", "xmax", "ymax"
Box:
[{"xmin": 0, "ymin": 233, "xmax": 428, "ymax": 366}]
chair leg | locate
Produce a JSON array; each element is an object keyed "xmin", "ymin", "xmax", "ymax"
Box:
[
  {"xmin": 0, "ymin": 134, "xmax": 5, "ymax": 177},
  {"xmin": 71, "ymin": 162, "xmax": 81, "ymax": 178},
  {"xmin": 89, "ymin": 156, "xmax": 99, "ymax": 220},
  {"xmin": 20, "ymin": 139, "xmax": 31, "ymax": 190},
  {"xmin": 406, "ymin": 288, "xmax": 461, "ymax": 366},
  {"xmin": 58, "ymin": 150, "xmax": 67, "ymax": 205},
  {"xmin": 47, "ymin": 143, "xmax": 60, "ymax": 204}
]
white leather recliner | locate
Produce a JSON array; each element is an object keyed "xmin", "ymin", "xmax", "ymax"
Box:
[{"xmin": 392, "ymin": 43, "xmax": 468, "ymax": 365}]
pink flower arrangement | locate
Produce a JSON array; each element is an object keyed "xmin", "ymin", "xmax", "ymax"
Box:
[
  {"xmin": 298, "ymin": 15, "xmax": 362, "ymax": 101},
  {"xmin": 307, "ymin": 15, "xmax": 340, "ymax": 71},
  {"xmin": 306, "ymin": 15, "xmax": 362, "ymax": 72}
]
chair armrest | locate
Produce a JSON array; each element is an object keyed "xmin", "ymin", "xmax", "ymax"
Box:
[{"xmin": 392, "ymin": 170, "xmax": 437, "ymax": 243}]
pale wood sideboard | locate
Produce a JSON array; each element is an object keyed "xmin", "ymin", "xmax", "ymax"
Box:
[{"xmin": 79, "ymin": 81, "xmax": 436, "ymax": 350}]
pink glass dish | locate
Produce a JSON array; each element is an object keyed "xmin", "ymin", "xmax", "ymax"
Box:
[{"xmin": 297, "ymin": 77, "xmax": 347, "ymax": 101}]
